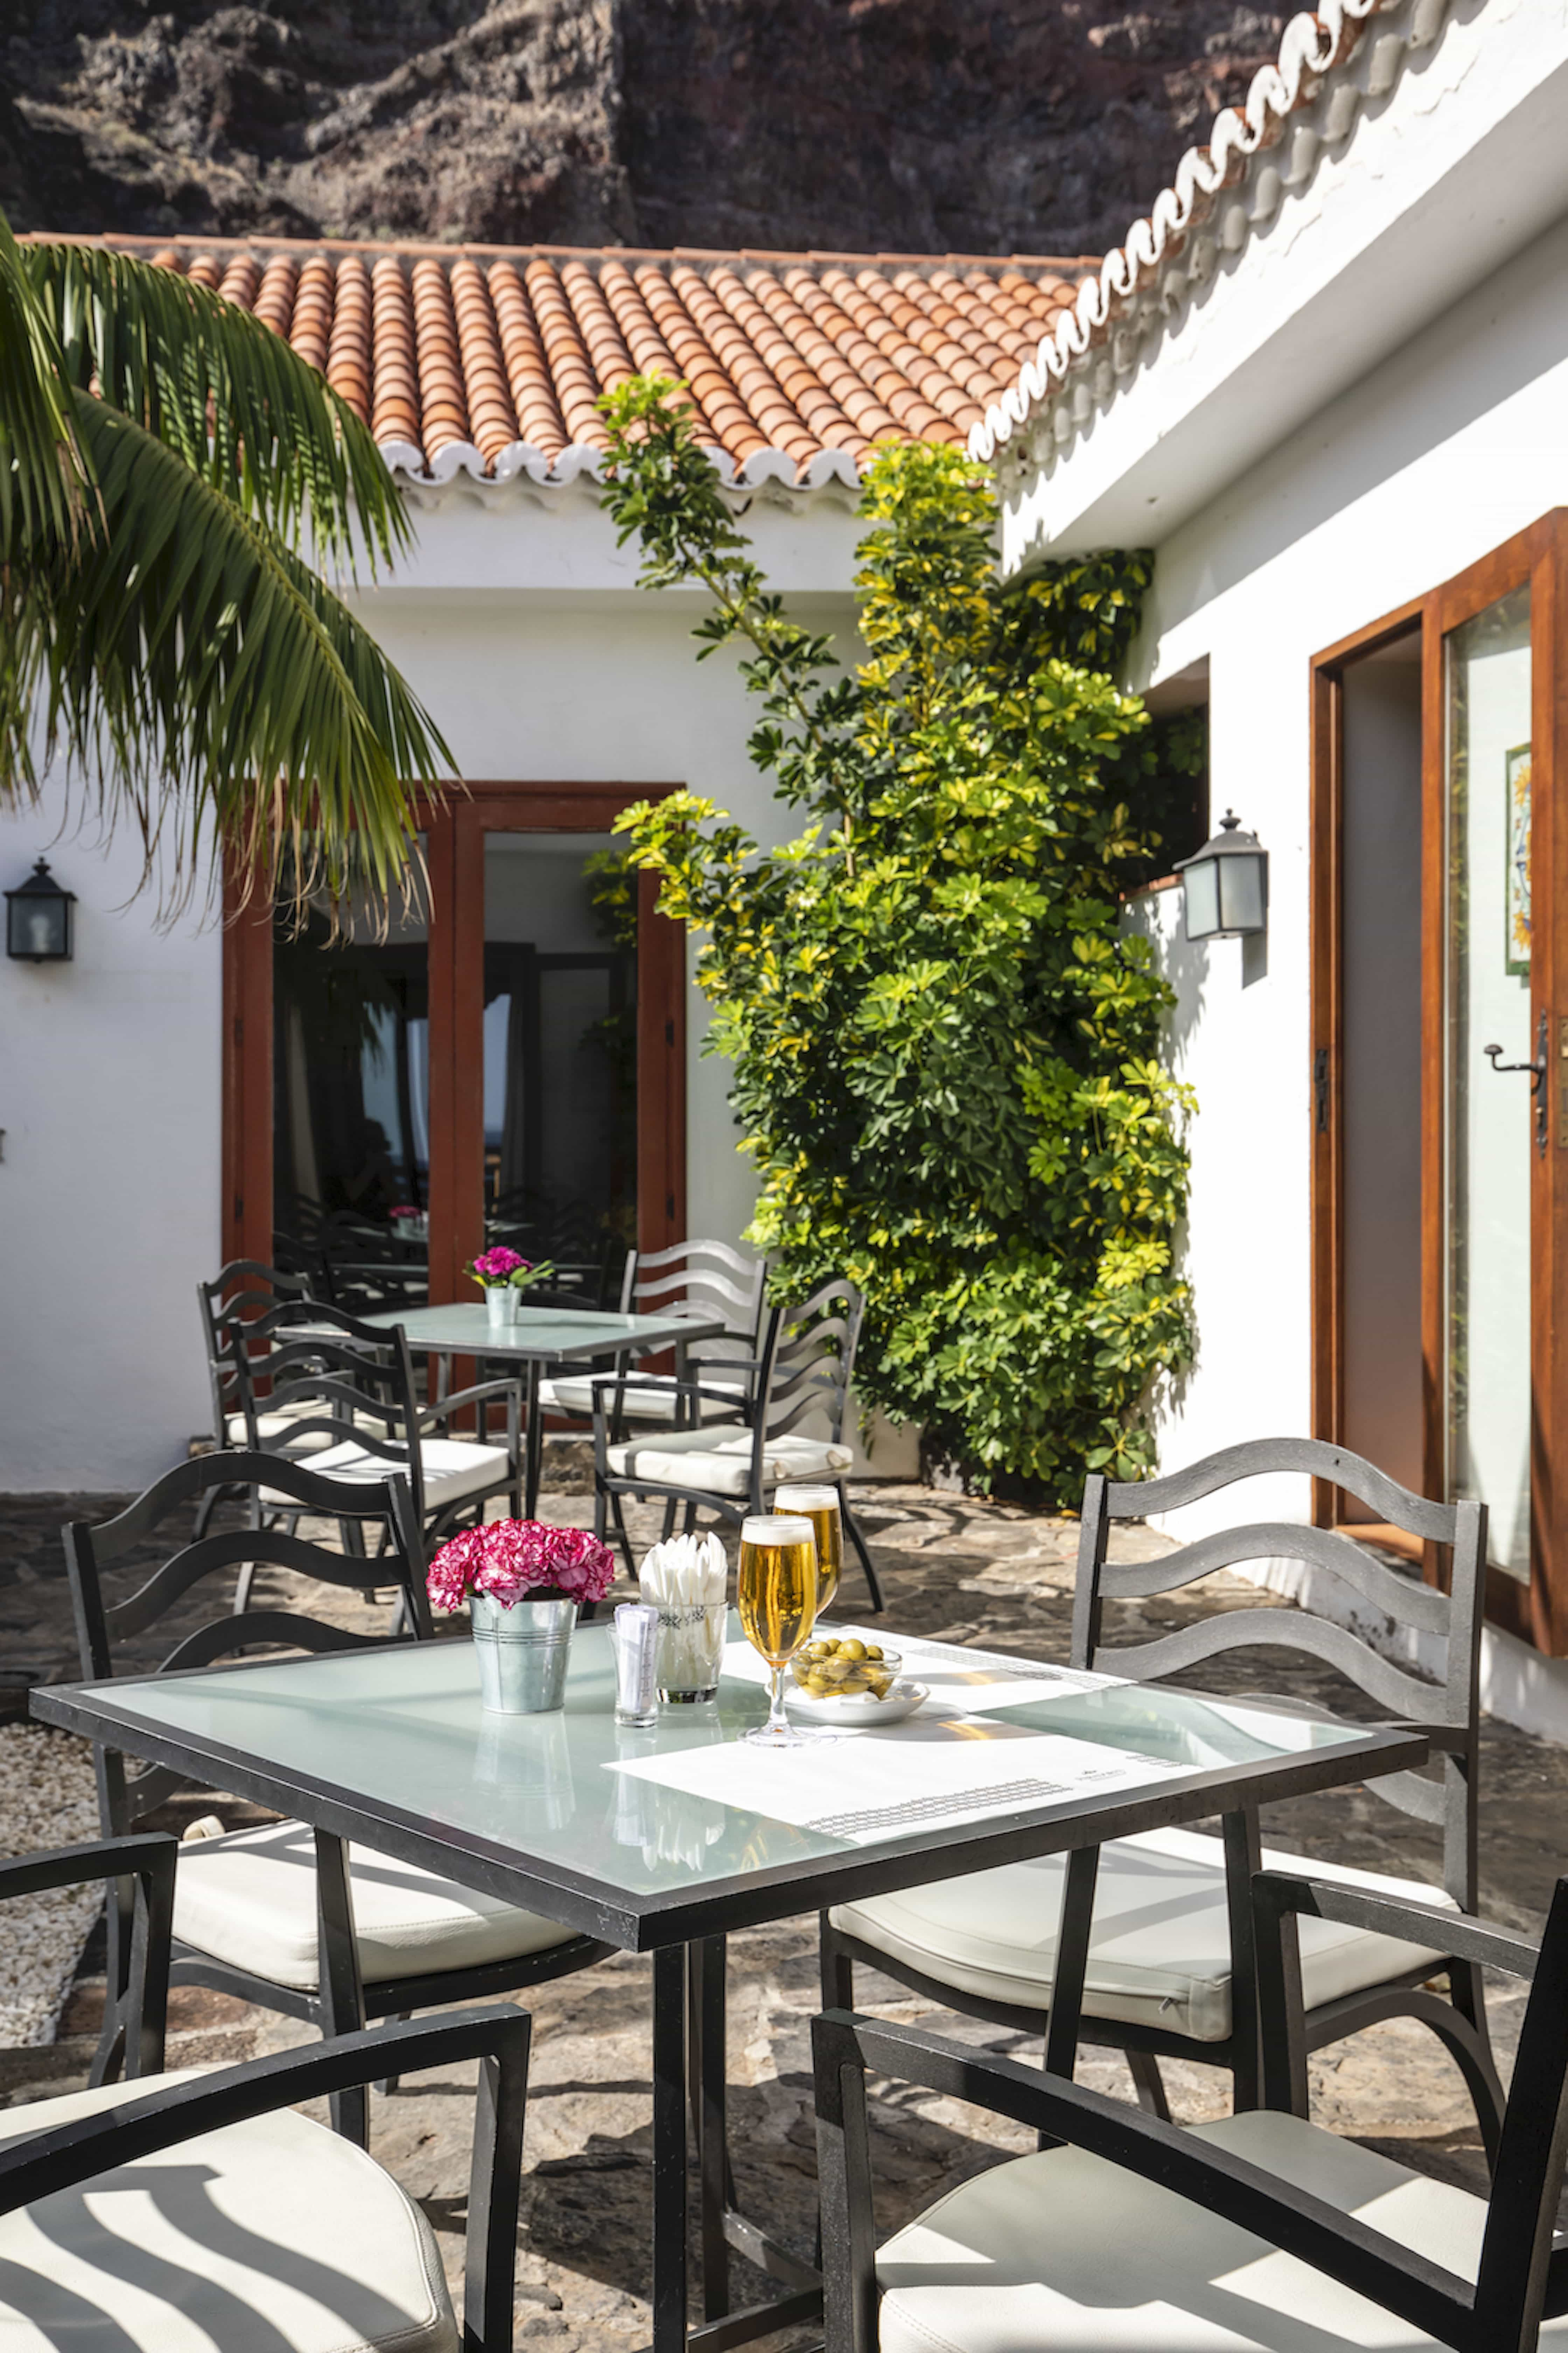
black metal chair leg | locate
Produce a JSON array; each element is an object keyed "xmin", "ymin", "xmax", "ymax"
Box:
[
  {"xmin": 314, "ymin": 1829, "xmax": 369, "ymax": 2146},
  {"xmin": 839, "ymin": 1490, "xmax": 884, "ymax": 1614},
  {"xmin": 378, "ymin": 2011, "xmax": 411, "ymax": 2098},
  {"xmin": 1127, "ymin": 2046, "xmax": 1172, "ymax": 2121},
  {"xmin": 819, "ymin": 1914, "xmax": 855, "ymax": 2012},
  {"xmin": 609, "ymin": 1487, "xmax": 637, "ymax": 1579}
]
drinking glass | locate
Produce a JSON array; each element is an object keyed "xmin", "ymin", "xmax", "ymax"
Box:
[
  {"xmin": 738, "ymin": 1513, "xmax": 818, "ymax": 1748},
  {"xmin": 773, "ymin": 1484, "xmax": 842, "ymax": 1623}
]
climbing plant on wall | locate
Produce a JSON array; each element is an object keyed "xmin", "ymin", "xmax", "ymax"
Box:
[{"xmin": 599, "ymin": 376, "xmax": 1194, "ymax": 1496}]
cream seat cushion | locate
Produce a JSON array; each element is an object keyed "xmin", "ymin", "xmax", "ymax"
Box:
[
  {"xmin": 875, "ymin": 2106, "xmax": 1568, "ymax": 2352},
  {"xmin": 540, "ymin": 1371, "xmax": 748, "ymax": 1420},
  {"xmin": 225, "ymin": 1404, "xmax": 387, "ymax": 1451},
  {"xmin": 830, "ymin": 1827, "xmax": 1454, "ymax": 2042},
  {"xmin": 0, "ymin": 2067, "xmax": 456, "ymax": 2351},
  {"xmin": 607, "ymin": 1427, "xmax": 851, "ymax": 1495},
  {"xmin": 174, "ymin": 1819, "xmax": 577, "ymax": 1990},
  {"xmin": 260, "ymin": 1437, "xmax": 510, "ymax": 1512}
]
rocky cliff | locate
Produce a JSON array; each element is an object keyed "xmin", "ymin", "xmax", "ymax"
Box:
[{"xmin": 2, "ymin": 1, "xmax": 1287, "ymax": 259}]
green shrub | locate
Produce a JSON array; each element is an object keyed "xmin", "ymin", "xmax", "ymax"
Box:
[{"xmin": 599, "ymin": 377, "xmax": 1194, "ymax": 1498}]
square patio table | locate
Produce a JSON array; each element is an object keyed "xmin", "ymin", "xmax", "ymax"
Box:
[
  {"xmin": 356, "ymin": 1302, "xmax": 730, "ymax": 1516},
  {"xmin": 34, "ymin": 1622, "xmax": 1427, "ymax": 2352}
]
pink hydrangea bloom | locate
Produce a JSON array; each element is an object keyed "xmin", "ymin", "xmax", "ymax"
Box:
[
  {"xmin": 426, "ymin": 1519, "xmax": 616, "ymax": 1612},
  {"xmin": 469, "ymin": 1244, "xmax": 531, "ymax": 1287}
]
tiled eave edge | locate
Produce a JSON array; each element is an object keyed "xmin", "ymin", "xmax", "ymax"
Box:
[
  {"xmin": 968, "ymin": 0, "xmax": 1451, "ymax": 481},
  {"xmin": 386, "ymin": 437, "xmax": 864, "ymax": 505}
]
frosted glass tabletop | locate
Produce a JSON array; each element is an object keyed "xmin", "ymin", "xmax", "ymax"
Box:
[
  {"xmin": 357, "ymin": 1303, "xmax": 727, "ymax": 1361},
  {"xmin": 35, "ymin": 1619, "xmax": 1425, "ymax": 1952}
]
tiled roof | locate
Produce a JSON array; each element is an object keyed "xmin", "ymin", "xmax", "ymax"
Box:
[
  {"xmin": 55, "ymin": 234, "xmax": 1094, "ymax": 491},
  {"xmin": 968, "ymin": 0, "xmax": 1450, "ymax": 470}
]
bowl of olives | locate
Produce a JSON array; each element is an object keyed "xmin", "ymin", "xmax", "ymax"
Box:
[{"xmin": 786, "ymin": 1636, "xmax": 926, "ymax": 1724}]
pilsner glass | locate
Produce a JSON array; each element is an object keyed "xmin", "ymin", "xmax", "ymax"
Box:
[
  {"xmin": 773, "ymin": 1484, "xmax": 842, "ymax": 1622},
  {"xmin": 738, "ymin": 1514, "xmax": 818, "ymax": 1749}
]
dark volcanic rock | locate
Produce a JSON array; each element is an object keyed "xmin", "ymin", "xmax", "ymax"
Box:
[{"xmin": 4, "ymin": 1, "xmax": 1286, "ymax": 257}]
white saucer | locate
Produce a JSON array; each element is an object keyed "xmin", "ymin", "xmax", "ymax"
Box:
[{"xmin": 783, "ymin": 1678, "xmax": 928, "ymax": 1728}]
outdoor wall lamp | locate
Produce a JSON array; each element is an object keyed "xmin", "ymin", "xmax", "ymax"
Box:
[
  {"xmin": 1175, "ymin": 811, "xmax": 1268, "ymax": 942},
  {"xmin": 5, "ymin": 859, "xmax": 76, "ymax": 963}
]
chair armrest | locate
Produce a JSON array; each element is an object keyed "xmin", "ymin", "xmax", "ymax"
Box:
[
  {"xmin": 590, "ymin": 1372, "xmax": 759, "ymax": 1455},
  {"xmin": 0, "ymin": 2005, "xmax": 528, "ymax": 2349},
  {"xmin": 1254, "ymin": 1870, "xmax": 1537, "ymax": 1978},
  {"xmin": 0, "ymin": 1835, "xmax": 176, "ymax": 2079},
  {"xmin": 811, "ymin": 2009, "xmax": 1474, "ymax": 2353},
  {"xmin": 418, "ymin": 1380, "xmax": 524, "ymax": 1422}
]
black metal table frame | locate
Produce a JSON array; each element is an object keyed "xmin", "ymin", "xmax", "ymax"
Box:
[
  {"xmin": 33, "ymin": 1665, "xmax": 1427, "ymax": 2352},
  {"xmin": 361, "ymin": 1307, "xmax": 728, "ymax": 1519}
]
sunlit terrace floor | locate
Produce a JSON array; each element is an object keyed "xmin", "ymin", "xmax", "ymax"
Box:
[{"xmin": 4, "ymin": 1471, "xmax": 1568, "ymax": 2349}]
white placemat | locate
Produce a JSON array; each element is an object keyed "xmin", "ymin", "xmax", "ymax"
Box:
[
  {"xmin": 605, "ymin": 1713, "xmax": 1185, "ymax": 1847},
  {"xmin": 719, "ymin": 1629, "xmax": 1122, "ymax": 1714}
]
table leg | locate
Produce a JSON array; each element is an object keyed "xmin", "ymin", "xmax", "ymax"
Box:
[
  {"xmin": 652, "ymin": 1943, "xmax": 689, "ymax": 2352},
  {"xmin": 524, "ymin": 1359, "xmax": 544, "ymax": 1520},
  {"xmin": 691, "ymin": 1936, "xmax": 731, "ymax": 2321},
  {"xmin": 1043, "ymin": 1842, "xmax": 1100, "ymax": 2082},
  {"xmin": 314, "ymin": 1829, "xmax": 369, "ymax": 2146},
  {"xmin": 1222, "ymin": 1807, "xmax": 1264, "ymax": 2110}
]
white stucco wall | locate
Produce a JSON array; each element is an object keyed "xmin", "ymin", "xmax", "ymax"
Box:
[
  {"xmin": 0, "ymin": 492, "xmax": 922, "ymax": 1490},
  {"xmin": 1118, "ymin": 203, "xmax": 1568, "ymax": 1542},
  {"xmin": 0, "ymin": 808, "xmax": 222, "ymax": 1489}
]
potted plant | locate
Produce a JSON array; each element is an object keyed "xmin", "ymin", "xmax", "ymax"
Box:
[
  {"xmin": 428, "ymin": 1519, "xmax": 616, "ymax": 1713},
  {"xmin": 465, "ymin": 1244, "xmax": 553, "ymax": 1328}
]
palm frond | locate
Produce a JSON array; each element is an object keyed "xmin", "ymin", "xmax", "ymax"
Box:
[
  {"xmin": 28, "ymin": 389, "xmax": 451, "ymax": 911},
  {"xmin": 0, "ymin": 214, "xmax": 84, "ymax": 553},
  {"xmin": 25, "ymin": 237, "xmax": 410, "ymax": 579}
]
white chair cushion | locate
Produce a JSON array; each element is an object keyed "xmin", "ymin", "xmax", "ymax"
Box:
[
  {"xmin": 831, "ymin": 1827, "xmax": 1454, "ymax": 2043},
  {"xmin": 174, "ymin": 1818, "xmax": 579, "ymax": 1991},
  {"xmin": 875, "ymin": 2105, "xmax": 1568, "ymax": 2352},
  {"xmin": 541, "ymin": 1372, "xmax": 748, "ymax": 1421},
  {"xmin": 0, "ymin": 2067, "xmax": 457, "ymax": 2351},
  {"xmin": 260, "ymin": 1436, "xmax": 511, "ymax": 1511},
  {"xmin": 606, "ymin": 1427, "xmax": 852, "ymax": 1496},
  {"xmin": 226, "ymin": 1404, "xmax": 386, "ymax": 1450}
]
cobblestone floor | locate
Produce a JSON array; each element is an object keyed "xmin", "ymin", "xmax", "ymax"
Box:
[{"xmin": 4, "ymin": 1470, "xmax": 1567, "ymax": 2348}]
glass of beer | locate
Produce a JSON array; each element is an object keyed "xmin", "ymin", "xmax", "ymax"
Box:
[
  {"xmin": 738, "ymin": 1513, "xmax": 818, "ymax": 1748},
  {"xmin": 773, "ymin": 1484, "xmax": 842, "ymax": 1624}
]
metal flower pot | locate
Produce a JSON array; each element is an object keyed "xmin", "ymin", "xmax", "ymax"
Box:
[
  {"xmin": 485, "ymin": 1285, "xmax": 522, "ymax": 1328},
  {"xmin": 469, "ymin": 1592, "xmax": 575, "ymax": 1714}
]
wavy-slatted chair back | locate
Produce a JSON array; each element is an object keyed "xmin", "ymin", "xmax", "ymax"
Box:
[
  {"xmin": 760, "ymin": 1278, "xmax": 865, "ymax": 1446},
  {"xmin": 621, "ymin": 1239, "xmax": 768, "ymax": 1370},
  {"xmin": 63, "ymin": 1450, "xmax": 431, "ymax": 1835},
  {"xmin": 229, "ymin": 1303, "xmax": 424, "ymax": 1517},
  {"xmin": 1072, "ymin": 1439, "xmax": 1487, "ymax": 1907},
  {"xmin": 197, "ymin": 1260, "xmax": 317, "ymax": 1440}
]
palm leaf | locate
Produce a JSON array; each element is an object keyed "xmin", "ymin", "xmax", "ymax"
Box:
[
  {"xmin": 0, "ymin": 214, "xmax": 84, "ymax": 553},
  {"xmin": 29, "ymin": 389, "xmax": 450, "ymax": 909},
  {"xmin": 25, "ymin": 237, "xmax": 409, "ymax": 579}
]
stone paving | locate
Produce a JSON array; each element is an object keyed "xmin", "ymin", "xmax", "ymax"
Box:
[{"xmin": 4, "ymin": 1472, "xmax": 1568, "ymax": 2348}]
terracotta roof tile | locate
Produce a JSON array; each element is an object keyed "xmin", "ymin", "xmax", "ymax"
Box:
[{"xmin": 51, "ymin": 234, "xmax": 1096, "ymax": 486}]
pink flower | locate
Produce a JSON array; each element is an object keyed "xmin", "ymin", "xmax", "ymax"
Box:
[
  {"xmin": 426, "ymin": 1519, "xmax": 616, "ymax": 1612},
  {"xmin": 468, "ymin": 1245, "xmax": 531, "ymax": 1289}
]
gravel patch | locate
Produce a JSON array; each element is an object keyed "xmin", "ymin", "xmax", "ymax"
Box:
[{"xmin": 0, "ymin": 1724, "xmax": 102, "ymax": 2043}]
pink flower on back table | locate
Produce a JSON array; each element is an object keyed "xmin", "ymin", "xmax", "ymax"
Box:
[{"xmin": 427, "ymin": 1520, "xmax": 616, "ymax": 1612}]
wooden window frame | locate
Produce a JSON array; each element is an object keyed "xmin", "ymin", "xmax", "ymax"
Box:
[
  {"xmin": 1311, "ymin": 511, "xmax": 1568, "ymax": 1650},
  {"xmin": 223, "ymin": 781, "xmax": 688, "ymax": 1302}
]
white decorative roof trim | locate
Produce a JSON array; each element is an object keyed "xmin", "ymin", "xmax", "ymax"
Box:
[
  {"xmin": 968, "ymin": 0, "xmax": 1449, "ymax": 470},
  {"xmin": 383, "ymin": 435, "xmax": 866, "ymax": 495}
]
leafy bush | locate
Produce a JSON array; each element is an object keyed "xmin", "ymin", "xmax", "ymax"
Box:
[{"xmin": 599, "ymin": 377, "xmax": 1194, "ymax": 1497}]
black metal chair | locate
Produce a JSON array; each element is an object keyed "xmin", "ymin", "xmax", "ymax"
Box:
[
  {"xmin": 539, "ymin": 1236, "xmax": 767, "ymax": 1432},
  {"xmin": 0, "ymin": 1834, "xmax": 526, "ymax": 2353},
  {"xmin": 233, "ymin": 1299, "xmax": 525, "ymax": 1550},
  {"xmin": 65, "ymin": 1451, "xmax": 612, "ymax": 2143},
  {"xmin": 592, "ymin": 1275, "xmax": 884, "ymax": 1610},
  {"xmin": 195, "ymin": 1260, "xmax": 322, "ymax": 1535},
  {"xmin": 814, "ymin": 1865, "xmax": 1568, "ymax": 2353},
  {"xmin": 823, "ymin": 1437, "xmax": 1497, "ymax": 2141}
]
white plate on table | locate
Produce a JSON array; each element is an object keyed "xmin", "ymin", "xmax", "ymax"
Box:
[{"xmin": 783, "ymin": 1679, "xmax": 928, "ymax": 1728}]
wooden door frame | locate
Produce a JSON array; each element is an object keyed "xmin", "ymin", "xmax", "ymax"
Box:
[
  {"xmin": 1310, "ymin": 512, "xmax": 1568, "ymax": 1650},
  {"xmin": 223, "ymin": 781, "xmax": 688, "ymax": 1304}
]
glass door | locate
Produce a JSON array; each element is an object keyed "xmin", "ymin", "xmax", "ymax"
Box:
[{"xmin": 1443, "ymin": 589, "xmax": 1534, "ymax": 1578}]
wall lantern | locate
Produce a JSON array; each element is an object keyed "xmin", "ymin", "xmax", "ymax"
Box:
[
  {"xmin": 5, "ymin": 859, "xmax": 76, "ymax": 963},
  {"xmin": 1174, "ymin": 811, "xmax": 1268, "ymax": 942}
]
